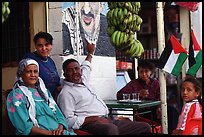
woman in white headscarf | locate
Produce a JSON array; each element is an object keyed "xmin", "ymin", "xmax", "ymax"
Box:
[{"xmin": 6, "ymin": 58, "xmax": 75, "ymax": 135}]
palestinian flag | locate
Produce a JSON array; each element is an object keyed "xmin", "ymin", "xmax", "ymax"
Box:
[
  {"xmin": 187, "ymin": 30, "xmax": 202, "ymax": 76},
  {"xmin": 157, "ymin": 34, "xmax": 188, "ymax": 77}
]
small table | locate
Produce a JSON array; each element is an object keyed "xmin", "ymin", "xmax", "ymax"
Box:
[{"xmin": 104, "ymin": 99, "xmax": 161, "ymax": 121}]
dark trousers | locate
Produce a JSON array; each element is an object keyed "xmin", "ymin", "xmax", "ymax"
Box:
[{"xmin": 80, "ymin": 118, "xmax": 151, "ymax": 135}]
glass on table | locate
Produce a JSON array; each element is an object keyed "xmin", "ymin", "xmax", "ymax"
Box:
[
  {"xmin": 132, "ymin": 92, "xmax": 140, "ymax": 101},
  {"xmin": 123, "ymin": 93, "xmax": 130, "ymax": 101}
]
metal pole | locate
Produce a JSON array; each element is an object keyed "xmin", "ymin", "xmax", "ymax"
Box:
[
  {"xmin": 75, "ymin": 2, "xmax": 79, "ymax": 59},
  {"xmin": 134, "ymin": 33, "xmax": 138, "ymax": 79},
  {"xmin": 156, "ymin": 2, "xmax": 168, "ymax": 134}
]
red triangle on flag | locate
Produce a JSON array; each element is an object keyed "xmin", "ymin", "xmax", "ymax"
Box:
[
  {"xmin": 191, "ymin": 30, "xmax": 201, "ymax": 51},
  {"xmin": 170, "ymin": 34, "xmax": 188, "ymax": 54}
]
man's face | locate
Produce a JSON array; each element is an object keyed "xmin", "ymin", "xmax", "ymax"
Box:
[
  {"xmin": 64, "ymin": 62, "xmax": 82, "ymax": 84},
  {"xmin": 78, "ymin": 2, "xmax": 103, "ymax": 37}
]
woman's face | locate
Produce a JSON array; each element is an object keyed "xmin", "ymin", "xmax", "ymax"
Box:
[
  {"xmin": 21, "ymin": 64, "xmax": 39, "ymax": 88},
  {"xmin": 138, "ymin": 67, "xmax": 152, "ymax": 82},
  {"xmin": 181, "ymin": 81, "xmax": 199, "ymax": 102},
  {"xmin": 35, "ymin": 38, "xmax": 52, "ymax": 58},
  {"xmin": 78, "ymin": 2, "xmax": 103, "ymax": 36}
]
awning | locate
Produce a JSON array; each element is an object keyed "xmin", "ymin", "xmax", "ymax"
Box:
[{"xmin": 175, "ymin": 2, "xmax": 200, "ymax": 12}]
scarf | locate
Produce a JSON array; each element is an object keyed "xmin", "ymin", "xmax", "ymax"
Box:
[{"xmin": 14, "ymin": 58, "xmax": 56, "ymax": 127}]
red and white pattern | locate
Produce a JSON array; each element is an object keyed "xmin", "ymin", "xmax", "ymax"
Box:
[{"xmin": 176, "ymin": 99, "xmax": 202, "ymax": 131}]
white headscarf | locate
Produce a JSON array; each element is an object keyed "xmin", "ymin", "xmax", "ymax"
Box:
[{"xmin": 13, "ymin": 58, "xmax": 56, "ymax": 127}]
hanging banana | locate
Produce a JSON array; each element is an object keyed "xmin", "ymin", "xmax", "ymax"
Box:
[{"xmin": 107, "ymin": 2, "xmax": 144, "ymax": 58}]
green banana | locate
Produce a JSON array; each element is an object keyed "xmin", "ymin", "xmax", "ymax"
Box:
[
  {"xmin": 125, "ymin": 2, "xmax": 133, "ymax": 12},
  {"xmin": 135, "ymin": 2, "xmax": 141, "ymax": 14},
  {"xmin": 106, "ymin": 10, "xmax": 112, "ymax": 26},
  {"xmin": 132, "ymin": 41, "xmax": 141, "ymax": 57},
  {"xmin": 107, "ymin": 25, "xmax": 115, "ymax": 36},
  {"xmin": 107, "ymin": 2, "xmax": 112, "ymax": 9},
  {"xmin": 119, "ymin": 8, "xmax": 124, "ymax": 24},
  {"xmin": 123, "ymin": 8, "xmax": 128, "ymax": 18},
  {"xmin": 123, "ymin": 33, "xmax": 128, "ymax": 44},
  {"xmin": 136, "ymin": 15, "xmax": 143, "ymax": 25},
  {"xmin": 128, "ymin": 40, "xmax": 137, "ymax": 56},
  {"xmin": 117, "ymin": 8, "xmax": 123, "ymax": 25},
  {"xmin": 111, "ymin": 31, "xmax": 118, "ymax": 45},
  {"xmin": 119, "ymin": 31, "xmax": 125, "ymax": 47},
  {"xmin": 110, "ymin": 9, "xmax": 117, "ymax": 26},
  {"xmin": 128, "ymin": 38, "xmax": 135, "ymax": 49},
  {"xmin": 132, "ymin": 20, "xmax": 136, "ymax": 32},
  {"xmin": 135, "ymin": 40, "xmax": 144, "ymax": 57},
  {"xmin": 110, "ymin": 9, "xmax": 115, "ymax": 25},
  {"xmin": 115, "ymin": 31, "xmax": 121, "ymax": 48},
  {"xmin": 106, "ymin": 2, "xmax": 144, "ymax": 54},
  {"xmin": 114, "ymin": 8, "xmax": 119, "ymax": 19},
  {"xmin": 117, "ymin": 2, "xmax": 121, "ymax": 8},
  {"xmin": 127, "ymin": 12, "xmax": 132, "ymax": 22},
  {"xmin": 135, "ymin": 23, "xmax": 140, "ymax": 32}
]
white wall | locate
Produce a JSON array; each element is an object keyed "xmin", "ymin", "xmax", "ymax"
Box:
[
  {"xmin": 48, "ymin": 2, "xmax": 117, "ymax": 100},
  {"xmin": 61, "ymin": 55, "xmax": 117, "ymax": 100}
]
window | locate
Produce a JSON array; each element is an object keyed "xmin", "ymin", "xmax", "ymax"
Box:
[
  {"xmin": 116, "ymin": 70, "xmax": 131, "ymax": 91},
  {"xmin": 2, "ymin": 2, "xmax": 30, "ymax": 67}
]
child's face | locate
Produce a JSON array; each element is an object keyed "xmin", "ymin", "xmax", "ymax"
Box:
[{"xmin": 181, "ymin": 81, "xmax": 199, "ymax": 102}]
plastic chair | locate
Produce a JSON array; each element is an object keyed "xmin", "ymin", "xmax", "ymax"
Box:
[
  {"xmin": 182, "ymin": 117, "xmax": 202, "ymax": 135},
  {"xmin": 2, "ymin": 89, "xmax": 16, "ymax": 135},
  {"xmin": 74, "ymin": 129, "xmax": 92, "ymax": 135},
  {"xmin": 135, "ymin": 114, "xmax": 161, "ymax": 133}
]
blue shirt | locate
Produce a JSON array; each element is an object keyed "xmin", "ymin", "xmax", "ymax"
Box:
[{"xmin": 24, "ymin": 52, "xmax": 60, "ymax": 96}]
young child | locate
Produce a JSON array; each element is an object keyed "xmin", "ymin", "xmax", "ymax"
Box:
[{"xmin": 171, "ymin": 76, "xmax": 202, "ymax": 135}]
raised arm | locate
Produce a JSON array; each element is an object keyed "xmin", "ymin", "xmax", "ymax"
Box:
[{"xmin": 85, "ymin": 39, "xmax": 95, "ymax": 63}]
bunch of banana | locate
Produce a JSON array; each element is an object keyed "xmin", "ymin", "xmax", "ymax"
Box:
[
  {"xmin": 107, "ymin": 2, "xmax": 144, "ymax": 58},
  {"xmin": 2, "ymin": 2, "xmax": 10, "ymax": 23},
  {"xmin": 110, "ymin": 30, "xmax": 128, "ymax": 50},
  {"xmin": 124, "ymin": 35, "xmax": 144, "ymax": 57}
]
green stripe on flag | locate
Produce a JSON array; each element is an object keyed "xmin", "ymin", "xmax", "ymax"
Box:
[
  {"xmin": 187, "ymin": 50, "xmax": 202, "ymax": 76},
  {"xmin": 172, "ymin": 52, "xmax": 188, "ymax": 76}
]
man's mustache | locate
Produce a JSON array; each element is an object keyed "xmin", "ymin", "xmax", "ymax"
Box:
[{"xmin": 81, "ymin": 9, "xmax": 94, "ymax": 19}]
